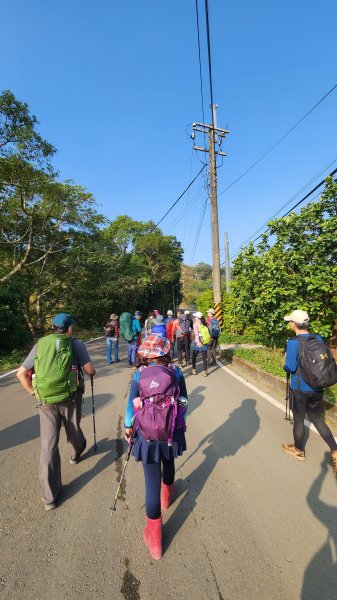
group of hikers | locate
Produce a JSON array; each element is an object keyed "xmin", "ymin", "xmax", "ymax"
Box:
[
  {"xmin": 16, "ymin": 305, "xmax": 337, "ymax": 561},
  {"xmin": 104, "ymin": 307, "xmax": 221, "ymax": 376}
]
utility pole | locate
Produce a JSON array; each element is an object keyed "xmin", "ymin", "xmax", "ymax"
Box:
[
  {"xmin": 192, "ymin": 105, "xmax": 229, "ymax": 326},
  {"xmin": 224, "ymin": 231, "xmax": 231, "ymax": 294}
]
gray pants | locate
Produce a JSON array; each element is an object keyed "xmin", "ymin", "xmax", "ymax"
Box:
[{"xmin": 38, "ymin": 392, "xmax": 85, "ymax": 503}]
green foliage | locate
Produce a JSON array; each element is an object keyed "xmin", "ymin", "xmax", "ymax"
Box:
[
  {"xmin": 234, "ymin": 347, "xmax": 286, "ymax": 378},
  {"xmin": 197, "ymin": 289, "xmax": 214, "ymax": 316}
]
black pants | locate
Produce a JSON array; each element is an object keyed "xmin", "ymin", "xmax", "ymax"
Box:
[
  {"xmin": 142, "ymin": 453, "xmax": 175, "ymax": 519},
  {"xmin": 207, "ymin": 337, "xmax": 218, "ymax": 363},
  {"xmin": 192, "ymin": 349, "xmax": 207, "ymax": 371},
  {"xmin": 177, "ymin": 336, "xmax": 189, "ymax": 364},
  {"xmin": 291, "ymin": 390, "xmax": 337, "ymax": 452}
]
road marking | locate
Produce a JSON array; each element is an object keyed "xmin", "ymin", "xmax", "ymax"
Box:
[
  {"xmin": 216, "ymin": 359, "xmax": 337, "ymax": 442},
  {"xmin": 0, "ymin": 336, "xmax": 105, "ymax": 380}
]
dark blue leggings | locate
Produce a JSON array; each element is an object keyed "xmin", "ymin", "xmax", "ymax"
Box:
[{"xmin": 142, "ymin": 453, "xmax": 175, "ymax": 519}]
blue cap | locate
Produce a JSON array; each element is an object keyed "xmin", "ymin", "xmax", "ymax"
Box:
[
  {"xmin": 134, "ymin": 310, "xmax": 142, "ymax": 317},
  {"xmin": 52, "ymin": 313, "xmax": 74, "ymax": 329}
]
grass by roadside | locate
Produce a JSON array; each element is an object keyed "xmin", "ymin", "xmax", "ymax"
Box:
[
  {"xmin": 223, "ymin": 344, "xmax": 337, "ymax": 405},
  {"xmin": 0, "ymin": 327, "xmax": 102, "ymax": 374}
]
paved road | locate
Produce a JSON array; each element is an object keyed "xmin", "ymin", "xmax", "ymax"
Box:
[{"xmin": 1, "ymin": 338, "xmax": 337, "ymax": 600}]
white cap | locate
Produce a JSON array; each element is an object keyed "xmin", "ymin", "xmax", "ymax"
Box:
[
  {"xmin": 207, "ymin": 308, "xmax": 215, "ymax": 315},
  {"xmin": 194, "ymin": 311, "xmax": 203, "ymax": 319},
  {"xmin": 184, "ymin": 309, "xmax": 190, "ymax": 315},
  {"xmin": 167, "ymin": 310, "xmax": 173, "ymax": 316},
  {"xmin": 284, "ymin": 310, "xmax": 309, "ymax": 323}
]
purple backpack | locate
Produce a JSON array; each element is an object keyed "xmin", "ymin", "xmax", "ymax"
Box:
[{"xmin": 134, "ymin": 364, "xmax": 185, "ymax": 443}]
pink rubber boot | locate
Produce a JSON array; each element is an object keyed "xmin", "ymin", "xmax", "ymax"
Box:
[
  {"xmin": 143, "ymin": 516, "xmax": 162, "ymax": 560},
  {"xmin": 161, "ymin": 483, "xmax": 174, "ymax": 510}
]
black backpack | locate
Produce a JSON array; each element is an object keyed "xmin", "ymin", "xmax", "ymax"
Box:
[
  {"xmin": 178, "ymin": 315, "xmax": 191, "ymax": 336},
  {"xmin": 297, "ymin": 334, "xmax": 337, "ymax": 389}
]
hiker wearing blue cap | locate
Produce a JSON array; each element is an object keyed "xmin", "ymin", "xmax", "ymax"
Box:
[
  {"xmin": 127, "ymin": 311, "xmax": 142, "ymax": 367},
  {"xmin": 17, "ymin": 313, "xmax": 96, "ymax": 511}
]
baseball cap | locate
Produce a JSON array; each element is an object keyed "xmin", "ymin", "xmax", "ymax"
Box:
[
  {"xmin": 134, "ymin": 310, "xmax": 142, "ymax": 317},
  {"xmin": 52, "ymin": 313, "xmax": 74, "ymax": 329},
  {"xmin": 284, "ymin": 310, "xmax": 309, "ymax": 323},
  {"xmin": 167, "ymin": 310, "xmax": 173, "ymax": 316},
  {"xmin": 184, "ymin": 310, "xmax": 190, "ymax": 315},
  {"xmin": 193, "ymin": 311, "xmax": 203, "ymax": 319},
  {"xmin": 207, "ymin": 308, "xmax": 215, "ymax": 315}
]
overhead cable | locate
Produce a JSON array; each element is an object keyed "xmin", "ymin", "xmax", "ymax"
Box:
[{"xmin": 218, "ymin": 82, "xmax": 337, "ymax": 198}]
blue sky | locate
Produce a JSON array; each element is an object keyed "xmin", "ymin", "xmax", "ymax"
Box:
[{"xmin": 2, "ymin": 1, "xmax": 337, "ymax": 265}]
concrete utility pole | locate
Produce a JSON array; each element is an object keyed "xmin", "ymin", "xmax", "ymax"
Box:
[
  {"xmin": 192, "ymin": 105, "xmax": 229, "ymax": 326},
  {"xmin": 224, "ymin": 231, "xmax": 231, "ymax": 294}
]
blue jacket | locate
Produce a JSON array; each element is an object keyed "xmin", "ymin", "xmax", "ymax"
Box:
[
  {"xmin": 132, "ymin": 318, "xmax": 142, "ymax": 339},
  {"xmin": 284, "ymin": 333, "xmax": 323, "ymax": 392},
  {"xmin": 125, "ymin": 364, "xmax": 188, "ymax": 427}
]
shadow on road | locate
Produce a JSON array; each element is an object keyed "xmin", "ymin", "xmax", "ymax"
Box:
[
  {"xmin": 59, "ymin": 437, "xmax": 116, "ymax": 502},
  {"xmin": 165, "ymin": 398, "xmax": 260, "ymax": 550},
  {"xmin": 0, "ymin": 393, "xmax": 113, "ymax": 451},
  {"xmin": 301, "ymin": 453, "xmax": 337, "ymax": 599}
]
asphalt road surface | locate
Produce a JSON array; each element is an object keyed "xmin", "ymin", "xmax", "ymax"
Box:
[{"xmin": 1, "ymin": 338, "xmax": 337, "ymax": 600}]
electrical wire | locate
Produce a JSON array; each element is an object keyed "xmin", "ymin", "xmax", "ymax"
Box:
[
  {"xmin": 195, "ymin": 0, "xmax": 207, "ymax": 154},
  {"xmin": 229, "ymin": 165, "xmax": 337, "ymax": 260},
  {"xmin": 218, "ymin": 82, "xmax": 337, "ymax": 199},
  {"xmin": 204, "ymin": 0, "xmax": 215, "ymax": 120},
  {"xmin": 150, "ymin": 164, "xmax": 206, "ymax": 232},
  {"xmin": 229, "ymin": 155, "xmax": 337, "ymax": 255}
]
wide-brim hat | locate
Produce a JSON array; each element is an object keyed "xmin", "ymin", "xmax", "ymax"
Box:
[
  {"xmin": 110, "ymin": 313, "xmax": 118, "ymax": 320},
  {"xmin": 137, "ymin": 334, "xmax": 171, "ymax": 359}
]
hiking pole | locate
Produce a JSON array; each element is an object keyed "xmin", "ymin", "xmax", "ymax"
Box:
[
  {"xmin": 285, "ymin": 374, "xmax": 290, "ymax": 421},
  {"xmin": 111, "ymin": 438, "xmax": 134, "ymax": 513},
  {"xmin": 90, "ymin": 375, "xmax": 97, "ymax": 452}
]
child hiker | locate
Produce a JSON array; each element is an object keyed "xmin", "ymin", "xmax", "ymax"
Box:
[{"xmin": 124, "ymin": 334, "xmax": 188, "ymax": 560}]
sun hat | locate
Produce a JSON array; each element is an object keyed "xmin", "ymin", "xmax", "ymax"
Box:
[
  {"xmin": 110, "ymin": 313, "xmax": 118, "ymax": 320},
  {"xmin": 137, "ymin": 334, "xmax": 171, "ymax": 359},
  {"xmin": 284, "ymin": 310, "xmax": 309, "ymax": 323},
  {"xmin": 207, "ymin": 308, "xmax": 215, "ymax": 315},
  {"xmin": 193, "ymin": 311, "xmax": 203, "ymax": 319},
  {"xmin": 167, "ymin": 310, "xmax": 173, "ymax": 316},
  {"xmin": 52, "ymin": 313, "xmax": 74, "ymax": 329}
]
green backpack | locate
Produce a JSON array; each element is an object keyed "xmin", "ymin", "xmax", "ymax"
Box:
[
  {"xmin": 199, "ymin": 324, "xmax": 211, "ymax": 345},
  {"xmin": 33, "ymin": 334, "xmax": 77, "ymax": 404},
  {"xmin": 119, "ymin": 312, "xmax": 134, "ymax": 342}
]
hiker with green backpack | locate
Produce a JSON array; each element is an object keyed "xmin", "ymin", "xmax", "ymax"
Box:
[
  {"xmin": 17, "ymin": 313, "xmax": 96, "ymax": 510},
  {"xmin": 120, "ymin": 311, "xmax": 142, "ymax": 367},
  {"xmin": 191, "ymin": 311, "xmax": 210, "ymax": 377}
]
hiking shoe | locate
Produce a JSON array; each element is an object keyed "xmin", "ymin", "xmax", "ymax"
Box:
[
  {"xmin": 282, "ymin": 443, "xmax": 305, "ymax": 461},
  {"xmin": 41, "ymin": 498, "xmax": 56, "ymax": 511},
  {"xmin": 331, "ymin": 450, "xmax": 337, "ymax": 475},
  {"xmin": 191, "ymin": 368, "xmax": 196, "ymax": 375},
  {"xmin": 70, "ymin": 439, "xmax": 87, "ymax": 465}
]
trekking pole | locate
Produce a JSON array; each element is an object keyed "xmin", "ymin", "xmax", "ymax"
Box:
[
  {"xmin": 90, "ymin": 375, "xmax": 97, "ymax": 452},
  {"xmin": 285, "ymin": 374, "xmax": 290, "ymax": 421},
  {"xmin": 111, "ymin": 438, "xmax": 134, "ymax": 513}
]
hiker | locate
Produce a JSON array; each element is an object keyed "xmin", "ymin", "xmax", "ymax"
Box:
[
  {"xmin": 151, "ymin": 314, "xmax": 166, "ymax": 337},
  {"xmin": 128, "ymin": 311, "xmax": 142, "ymax": 367},
  {"xmin": 16, "ymin": 313, "xmax": 96, "ymax": 510},
  {"xmin": 144, "ymin": 311, "xmax": 154, "ymax": 335},
  {"xmin": 206, "ymin": 308, "xmax": 221, "ymax": 365},
  {"xmin": 165, "ymin": 310, "xmax": 175, "ymax": 359},
  {"xmin": 104, "ymin": 313, "xmax": 120, "ymax": 365},
  {"xmin": 172, "ymin": 309, "xmax": 192, "ymax": 367},
  {"xmin": 191, "ymin": 311, "xmax": 210, "ymax": 377},
  {"xmin": 184, "ymin": 309, "xmax": 193, "ymax": 360},
  {"xmin": 124, "ymin": 334, "xmax": 188, "ymax": 559},
  {"xmin": 282, "ymin": 309, "xmax": 337, "ymax": 473}
]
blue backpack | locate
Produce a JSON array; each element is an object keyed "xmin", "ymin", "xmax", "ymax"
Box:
[{"xmin": 209, "ymin": 318, "xmax": 221, "ymax": 338}]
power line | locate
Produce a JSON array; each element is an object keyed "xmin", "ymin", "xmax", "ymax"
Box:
[
  {"xmin": 218, "ymin": 82, "xmax": 337, "ymax": 198},
  {"xmin": 152, "ymin": 164, "xmax": 206, "ymax": 231},
  {"xmin": 195, "ymin": 0, "xmax": 206, "ymax": 142},
  {"xmin": 229, "ymin": 155, "xmax": 337, "ymax": 255},
  {"xmin": 229, "ymin": 166, "xmax": 337, "ymax": 260},
  {"xmin": 190, "ymin": 195, "xmax": 208, "ymax": 262}
]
